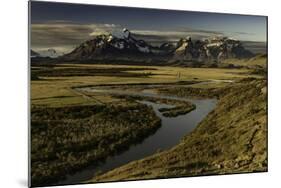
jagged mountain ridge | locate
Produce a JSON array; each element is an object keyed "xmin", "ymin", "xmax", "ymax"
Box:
[
  {"xmin": 62, "ymin": 28, "xmax": 254, "ymax": 62},
  {"xmin": 173, "ymin": 36, "xmax": 253, "ymax": 62}
]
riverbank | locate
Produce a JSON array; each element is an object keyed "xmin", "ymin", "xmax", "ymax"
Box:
[
  {"xmin": 91, "ymin": 78, "xmax": 267, "ymax": 182},
  {"xmin": 31, "ymin": 85, "xmax": 201, "ymax": 186},
  {"xmin": 57, "ymin": 97, "xmax": 216, "ymax": 185}
]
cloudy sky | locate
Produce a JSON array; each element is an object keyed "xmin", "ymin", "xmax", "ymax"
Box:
[{"xmin": 30, "ymin": 1, "xmax": 267, "ymax": 54}]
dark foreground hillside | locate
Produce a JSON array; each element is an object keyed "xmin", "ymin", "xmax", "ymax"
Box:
[{"xmin": 92, "ymin": 78, "xmax": 267, "ymax": 182}]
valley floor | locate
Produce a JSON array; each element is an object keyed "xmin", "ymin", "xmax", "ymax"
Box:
[{"xmin": 30, "ymin": 56, "xmax": 267, "ymax": 186}]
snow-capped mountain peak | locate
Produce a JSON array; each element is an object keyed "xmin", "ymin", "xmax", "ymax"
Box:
[
  {"xmin": 62, "ymin": 29, "xmax": 254, "ymax": 62},
  {"xmin": 123, "ymin": 28, "xmax": 130, "ymax": 39}
]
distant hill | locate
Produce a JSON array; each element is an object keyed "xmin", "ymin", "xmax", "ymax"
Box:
[{"xmin": 31, "ymin": 49, "xmax": 40, "ymax": 57}]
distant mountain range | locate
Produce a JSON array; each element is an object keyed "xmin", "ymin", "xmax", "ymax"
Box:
[
  {"xmin": 61, "ymin": 28, "xmax": 254, "ymax": 63},
  {"xmin": 32, "ymin": 28, "xmax": 259, "ymax": 63},
  {"xmin": 30, "ymin": 49, "xmax": 60, "ymax": 58}
]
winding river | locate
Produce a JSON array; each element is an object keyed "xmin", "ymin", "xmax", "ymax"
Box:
[{"xmin": 58, "ymin": 85, "xmax": 217, "ymax": 185}]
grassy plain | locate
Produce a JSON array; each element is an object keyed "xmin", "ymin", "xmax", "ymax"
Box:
[{"xmin": 31, "ymin": 63, "xmax": 258, "ymax": 107}]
